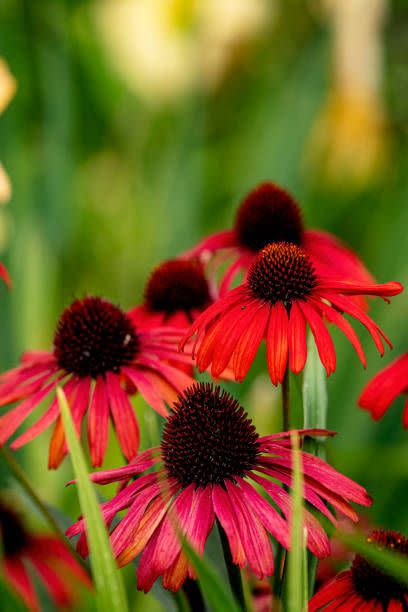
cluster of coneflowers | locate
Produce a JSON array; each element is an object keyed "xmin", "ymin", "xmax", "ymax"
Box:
[{"xmin": 0, "ymin": 182, "xmax": 407, "ymax": 611}]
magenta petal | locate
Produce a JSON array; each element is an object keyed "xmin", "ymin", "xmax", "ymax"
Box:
[{"xmin": 105, "ymin": 372, "xmax": 140, "ymax": 461}]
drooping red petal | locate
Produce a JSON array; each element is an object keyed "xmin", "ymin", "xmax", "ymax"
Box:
[
  {"xmin": 0, "ymin": 262, "xmax": 11, "ymax": 288},
  {"xmin": 317, "ymin": 278, "xmax": 403, "ymax": 298},
  {"xmin": 288, "ymin": 301, "xmax": 307, "ymax": 374},
  {"xmin": 266, "ymin": 302, "xmax": 289, "ymax": 385},
  {"xmin": 231, "ymin": 302, "xmax": 270, "ymax": 381},
  {"xmin": 88, "ymin": 376, "xmax": 110, "ymax": 467},
  {"xmin": 308, "ymin": 571, "xmax": 354, "ymax": 611},
  {"xmin": 3, "ymin": 556, "xmax": 40, "ymax": 612},
  {"xmin": 105, "ymin": 372, "xmax": 139, "ymax": 461},
  {"xmin": 298, "ymin": 300, "xmax": 336, "ymax": 376},
  {"xmin": 359, "ymin": 353, "xmax": 408, "ymax": 422},
  {"xmin": 212, "ymin": 484, "xmax": 246, "ymax": 567},
  {"xmin": 312, "ymin": 297, "xmax": 366, "ymax": 367},
  {"xmin": 225, "ymin": 481, "xmax": 274, "ymax": 579}
]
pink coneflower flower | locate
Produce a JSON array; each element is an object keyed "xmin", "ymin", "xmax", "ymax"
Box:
[
  {"xmin": 181, "ymin": 242, "xmax": 403, "ymax": 385},
  {"xmin": 68, "ymin": 383, "xmax": 371, "ymax": 593},
  {"xmin": 0, "ymin": 296, "xmax": 193, "ymax": 468},
  {"xmin": 0, "ymin": 502, "xmax": 91, "ymax": 611},
  {"xmin": 129, "ymin": 258, "xmax": 213, "ymax": 329},
  {"xmin": 359, "ymin": 353, "xmax": 408, "ymax": 428},
  {"xmin": 309, "ymin": 530, "xmax": 408, "ymax": 611},
  {"xmin": 185, "ymin": 182, "xmax": 375, "ymax": 305}
]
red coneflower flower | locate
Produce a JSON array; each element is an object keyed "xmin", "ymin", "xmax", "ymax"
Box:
[
  {"xmin": 0, "ymin": 502, "xmax": 91, "ymax": 611},
  {"xmin": 129, "ymin": 258, "xmax": 213, "ymax": 329},
  {"xmin": 185, "ymin": 182, "xmax": 375, "ymax": 306},
  {"xmin": 67, "ymin": 383, "xmax": 371, "ymax": 593},
  {"xmin": 0, "ymin": 262, "xmax": 11, "ymax": 288},
  {"xmin": 359, "ymin": 353, "xmax": 408, "ymax": 428},
  {"xmin": 181, "ymin": 242, "xmax": 402, "ymax": 385},
  {"xmin": 309, "ymin": 530, "xmax": 408, "ymax": 611},
  {"xmin": 0, "ymin": 296, "xmax": 193, "ymax": 468}
]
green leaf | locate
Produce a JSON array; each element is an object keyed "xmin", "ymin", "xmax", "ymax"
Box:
[
  {"xmin": 286, "ymin": 432, "xmax": 307, "ymax": 612},
  {"xmin": 181, "ymin": 538, "xmax": 242, "ymax": 612},
  {"xmin": 337, "ymin": 530, "xmax": 408, "ymax": 586},
  {"xmin": 57, "ymin": 387, "xmax": 129, "ymax": 612},
  {"xmin": 0, "ymin": 574, "xmax": 27, "ymax": 612},
  {"xmin": 302, "ymin": 334, "xmax": 328, "ymax": 454}
]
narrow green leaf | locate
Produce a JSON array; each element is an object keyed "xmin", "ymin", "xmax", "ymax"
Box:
[
  {"xmin": 57, "ymin": 387, "xmax": 128, "ymax": 612},
  {"xmin": 0, "ymin": 574, "xmax": 27, "ymax": 612},
  {"xmin": 302, "ymin": 334, "xmax": 328, "ymax": 454},
  {"xmin": 181, "ymin": 538, "xmax": 242, "ymax": 612},
  {"xmin": 302, "ymin": 333, "xmax": 328, "ymax": 597},
  {"xmin": 337, "ymin": 530, "xmax": 408, "ymax": 586},
  {"xmin": 286, "ymin": 432, "xmax": 307, "ymax": 612}
]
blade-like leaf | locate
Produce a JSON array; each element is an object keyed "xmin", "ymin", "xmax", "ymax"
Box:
[
  {"xmin": 182, "ymin": 538, "xmax": 242, "ymax": 612},
  {"xmin": 57, "ymin": 387, "xmax": 128, "ymax": 612},
  {"xmin": 286, "ymin": 432, "xmax": 307, "ymax": 612},
  {"xmin": 302, "ymin": 334, "xmax": 328, "ymax": 455},
  {"xmin": 337, "ymin": 530, "xmax": 408, "ymax": 586}
]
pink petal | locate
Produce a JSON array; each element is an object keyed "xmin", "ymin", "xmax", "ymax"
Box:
[{"xmin": 212, "ymin": 484, "xmax": 246, "ymax": 567}]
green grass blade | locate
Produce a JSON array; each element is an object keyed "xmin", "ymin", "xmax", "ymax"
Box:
[
  {"xmin": 57, "ymin": 387, "xmax": 129, "ymax": 612},
  {"xmin": 302, "ymin": 334, "xmax": 328, "ymax": 453},
  {"xmin": 286, "ymin": 432, "xmax": 307, "ymax": 612},
  {"xmin": 337, "ymin": 530, "xmax": 408, "ymax": 586},
  {"xmin": 181, "ymin": 538, "xmax": 242, "ymax": 612}
]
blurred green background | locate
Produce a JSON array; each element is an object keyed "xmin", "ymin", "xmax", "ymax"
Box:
[{"xmin": 0, "ymin": 0, "xmax": 407, "ymax": 609}]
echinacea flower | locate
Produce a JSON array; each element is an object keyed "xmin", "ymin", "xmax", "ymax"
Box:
[
  {"xmin": 67, "ymin": 383, "xmax": 371, "ymax": 592},
  {"xmin": 0, "ymin": 502, "xmax": 91, "ymax": 611},
  {"xmin": 181, "ymin": 242, "xmax": 402, "ymax": 385},
  {"xmin": 0, "ymin": 296, "xmax": 193, "ymax": 468},
  {"xmin": 309, "ymin": 530, "xmax": 408, "ymax": 611},
  {"xmin": 129, "ymin": 258, "xmax": 213, "ymax": 329},
  {"xmin": 184, "ymin": 182, "xmax": 375, "ymax": 306},
  {"xmin": 359, "ymin": 353, "xmax": 408, "ymax": 428}
]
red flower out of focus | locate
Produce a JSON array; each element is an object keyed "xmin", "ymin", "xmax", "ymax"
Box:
[
  {"xmin": 310, "ymin": 530, "xmax": 408, "ymax": 611},
  {"xmin": 359, "ymin": 353, "xmax": 408, "ymax": 427},
  {"xmin": 0, "ymin": 296, "xmax": 193, "ymax": 468},
  {"xmin": 0, "ymin": 262, "xmax": 11, "ymax": 288},
  {"xmin": 129, "ymin": 258, "xmax": 213, "ymax": 329},
  {"xmin": 68, "ymin": 383, "xmax": 371, "ymax": 593},
  {"xmin": 181, "ymin": 242, "xmax": 402, "ymax": 385},
  {"xmin": 184, "ymin": 182, "xmax": 375, "ymax": 307},
  {"xmin": 0, "ymin": 502, "xmax": 91, "ymax": 611}
]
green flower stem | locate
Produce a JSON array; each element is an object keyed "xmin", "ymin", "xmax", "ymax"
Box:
[{"xmin": 217, "ymin": 520, "xmax": 246, "ymax": 610}]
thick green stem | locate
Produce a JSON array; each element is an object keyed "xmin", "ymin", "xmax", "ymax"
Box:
[
  {"xmin": 217, "ymin": 520, "xmax": 246, "ymax": 610},
  {"xmin": 0, "ymin": 446, "xmax": 90, "ymax": 574}
]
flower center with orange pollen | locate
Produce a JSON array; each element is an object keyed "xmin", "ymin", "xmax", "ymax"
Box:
[
  {"xmin": 248, "ymin": 242, "xmax": 317, "ymax": 306},
  {"xmin": 351, "ymin": 530, "xmax": 408, "ymax": 606},
  {"xmin": 0, "ymin": 504, "xmax": 29, "ymax": 557},
  {"xmin": 54, "ymin": 296, "xmax": 138, "ymax": 378},
  {"xmin": 234, "ymin": 182, "xmax": 304, "ymax": 252},
  {"xmin": 144, "ymin": 260, "xmax": 211, "ymax": 315},
  {"xmin": 161, "ymin": 383, "xmax": 259, "ymax": 487}
]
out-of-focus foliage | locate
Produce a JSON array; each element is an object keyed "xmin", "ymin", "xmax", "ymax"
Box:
[{"xmin": 0, "ymin": 0, "xmax": 407, "ymax": 609}]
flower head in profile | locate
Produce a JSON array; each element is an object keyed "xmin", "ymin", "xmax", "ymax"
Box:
[
  {"xmin": 129, "ymin": 258, "xmax": 213, "ymax": 329},
  {"xmin": 68, "ymin": 383, "xmax": 371, "ymax": 592},
  {"xmin": 0, "ymin": 296, "xmax": 193, "ymax": 468},
  {"xmin": 185, "ymin": 182, "xmax": 375, "ymax": 307},
  {"xmin": 359, "ymin": 353, "xmax": 408, "ymax": 428},
  {"xmin": 181, "ymin": 242, "xmax": 402, "ymax": 385},
  {"xmin": 0, "ymin": 501, "xmax": 91, "ymax": 611},
  {"xmin": 310, "ymin": 530, "xmax": 408, "ymax": 611}
]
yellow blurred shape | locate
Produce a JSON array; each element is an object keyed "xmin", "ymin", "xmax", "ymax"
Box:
[
  {"xmin": 0, "ymin": 163, "xmax": 12, "ymax": 204},
  {"xmin": 0, "ymin": 58, "xmax": 16, "ymax": 114},
  {"xmin": 94, "ymin": 0, "xmax": 271, "ymax": 103},
  {"xmin": 306, "ymin": 0, "xmax": 389, "ymax": 189}
]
